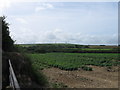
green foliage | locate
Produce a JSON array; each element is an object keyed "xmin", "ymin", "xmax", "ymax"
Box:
[
  {"xmin": 81, "ymin": 66, "xmax": 93, "ymax": 71},
  {"xmin": 7, "ymin": 52, "xmax": 48, "ymax": 87},
  {"xmin": 18, "ymin": 44, "xmax": 118, "ymax": 53},
  {"xmin": 51, "ymin": 82, "xmax": 68, "ymax": 88},
  {"xmin": 1, "ymin": 16, "xmax": 15, "ymax": 52},
  {"xmin": 81, "ymin": 48, "xmax": 112, "ymax": 51},
  {"xmin": 18, "ymin": 44, "xmax": 84, "ymax": 53},
  {"xmin": 2, "ymin": 52, "xmax": 10, "ymax": 89},
  {"xmin": 28, "ymin": 53, "xmax": 119, "ymax": 71},
  {"xmin": 30, "ymin": 66, "xmax": 48, "ymax": 86},
  {"xmin": 23, "ymin": 55, "xmax": 48, "ymax": 86}
]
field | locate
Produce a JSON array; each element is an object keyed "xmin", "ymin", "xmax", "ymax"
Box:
[
  {"xmin": 27, "ymin": 52, "xmax": 119, "ymax": 88},
  {"xmin": 42, "ymin": 66, "xmax": 118, "ymax": 88},
  {"xmin": 17, "ymin": 44, "xmax": 119, "ymax": 53},
  {"xmin": 19, "ymin": 44, "xmax": 119, "ymax": 88},
  {"xmin": 81, "ymin": 48, "xmax": 112, "ymax": 51},
  {"xmin": 28, "ymin": 53, "xmax": 119, "ymax": 71}
]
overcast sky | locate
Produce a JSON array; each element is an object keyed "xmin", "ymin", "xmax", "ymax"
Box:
[{"xmin": 1, "ymin": 1, "xmax": 118, "ymax": 45}]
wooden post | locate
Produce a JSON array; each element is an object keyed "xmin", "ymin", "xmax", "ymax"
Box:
[{"xmin": 9, "ymin": 59, "xmax": 20, "ymax": 90}]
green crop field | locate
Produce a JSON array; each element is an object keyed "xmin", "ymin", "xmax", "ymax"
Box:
[
  {"xmin": 17, "ymin": 44, "xmax": 118, "ymax": 53},
  {"xmin": 27, "ymin": 53, "xmax": 119, "ymax": 71},
  {"xmin": 81, "ymin": 48, "xmax": 112, "ymax": 51}
]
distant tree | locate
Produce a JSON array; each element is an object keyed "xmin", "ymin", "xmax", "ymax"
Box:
[
  {"xmin": 1, "ymin": 16, "xmax": 14, "ymax": 51},
  {"xmin": 75, "ymin": 45, "xmax": 82, "ymax": 48},
  {"xmin": 84, "ymin": 45, "xmax": 89, "ymax": 48},
  {"xmin": 100, "ymin": 45, "xmax": 106, "ymax": 46}
]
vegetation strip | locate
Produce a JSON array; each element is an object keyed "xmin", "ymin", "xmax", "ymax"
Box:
[{"xmin": 28, "ymin": 53, "xmax": 119, "ymax": 71}]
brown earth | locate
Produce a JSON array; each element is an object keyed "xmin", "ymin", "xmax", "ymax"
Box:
[{"xmin": 41, "ymin": 66, "xmax": 119, "ymax": 88}]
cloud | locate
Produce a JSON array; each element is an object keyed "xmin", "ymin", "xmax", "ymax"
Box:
[
  {"xmin": 62, "ymin": 30, "xmax": 116, "ymax": 45},
  {"xmin": 44, "ymin": 3, "xmax": 54, "ymax": 8},
  {"xmin": 38, "ymin": 29, "xmax": 118, "ymax": 45},
  {"xmin": 35, "ymin": 7, "xmax": 46, "ymax": 11},
  {"xmin": 11, "ymin": 27, "xmax": 39, "ymax": 44},
  {"xmin": 0, "ymin": 0, "xmax": 12, "ymax": 13},
  {"xmin": 11, "ymin": 27, "xmax": 118, "ymax": 45},
  {"xmin": 15, "ymin": 18, "xmax": 28, "ymax": 24},
  {"xmin": 7, "ymin": 2, "xmax": 117, "ymax": 45},
  {"xmin": 0, "ymin": 0, "xmax": 11, "ymax": 9},
  {"xmin": 35, "ymin": 3, "xmax": 54, "ymax": 12}
]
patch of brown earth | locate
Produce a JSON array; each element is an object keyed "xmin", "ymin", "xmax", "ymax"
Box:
[{"xmin": 41, "ymin": 66, "xmax": 119, "ymax": 88}]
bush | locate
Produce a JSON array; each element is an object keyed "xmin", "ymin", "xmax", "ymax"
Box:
[
  {"xmin": 7, "ymin": 52, "xmax": 48, "ymax": 88},
  {"xmin": 2, "ymin": 52, "xmax": 10, "ymax": 89},
  {"xmin": 82, "ymin": 66, "xmax": 93, "ymax": 71},
  {"xmin": 2, "ymin": 16, "xmax": 15, "ymax": 52},
  {"xmin": 30, "ymin": 67, "xmax": 48, "ymax": 87}
]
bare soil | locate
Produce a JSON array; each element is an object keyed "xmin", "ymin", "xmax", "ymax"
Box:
[{"xmin": 41, "ymin": 66, "xmax": 119, "ymax": 88}]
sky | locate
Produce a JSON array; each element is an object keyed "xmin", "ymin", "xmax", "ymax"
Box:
[{"xmin": 0, "ymin": 0, "xmax": 118, "ymax": 45}]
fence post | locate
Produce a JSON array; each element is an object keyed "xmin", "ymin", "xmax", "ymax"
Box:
[{"xmin": 9, "ymin": 59, "xmax": 20, "ymax": 90}]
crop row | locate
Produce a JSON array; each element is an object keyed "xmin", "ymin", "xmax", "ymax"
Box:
[{"xmin": 28, "ymin": 53, "xmax": 119, "ymax": 71}]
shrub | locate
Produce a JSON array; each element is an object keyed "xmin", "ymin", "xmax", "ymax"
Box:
[
  {"xmin": 7, "ymin": 52, "xmax": 48, "ymax": 88},
  {"xmin": 82, "ymin": 66, "xmax": 93, "ymax": 71}
]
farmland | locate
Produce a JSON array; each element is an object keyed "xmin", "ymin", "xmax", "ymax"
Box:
[
  {"xmin": 19, "ymin": 44, "xmax": 119, "ymax": 88},
  {"xmin": 28, "ymin": 53, "xmax": 119, "ymax": 71},
  {"xmin": 17, "ymin": 44, "xmax": 119, "ymax": 53}
]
